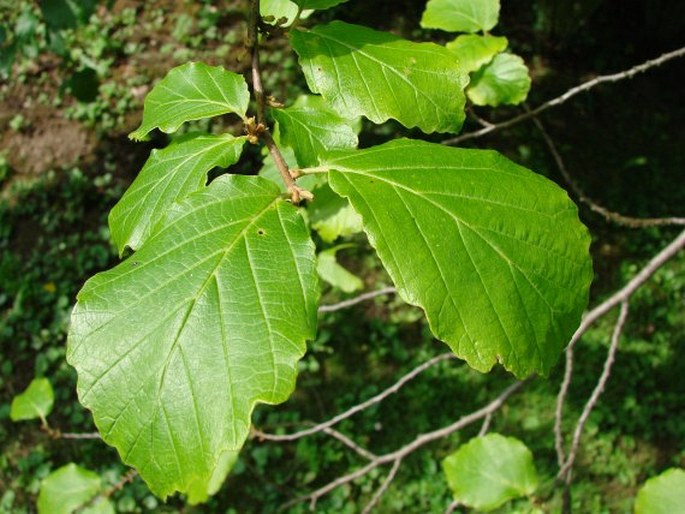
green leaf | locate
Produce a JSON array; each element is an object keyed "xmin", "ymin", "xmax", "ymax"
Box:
[
  {"xmin": 467, "ymin": 53, "xmax": 531, "ymax": 107},
  {"xmin": 293, "ymin": 0, "xmax": 348, "ymax": 9},
  {"xmin": 446, "ymin": 34, "xmax": 508, "ymax": 74},
  {"xmin": 37, "ymin": 463, "xmax": 111, "ymax": 514},
  {"xmin": 10, "ymin": 377, "xmax": 54, "ymax": 422},
  {"xmin": 421, "ymin": 0, "xmax": 500, "ymax": 33},
  {"xmin": 442, "ymin": 434, "xmax": 538, "ymax": 511},
  {"xmin": 261, "ymin": 0, "xmax": 312, "ymax": 26},
  {"xmin": 272, "ymin": 95, "xmax": 358, "ymax": 167},
  {"xmin": 67, "ymin": 175, "xmax": 319, "ymax": 503},
  {"xmin": 317, "ymin": 245, "xmax": 363, "ymax": 293},
  {"xmin": 291, "ymin": 21, "xmax": 468, "ymax": 134},
  {"xmin": 129, "ymin": 63, "xmax": 250, "ymax": 140},
  {"xmin": 109, "ymin": 133, "xmax": 247, "ymax": 254},
  {"xmin": 635, "ymin": 468, "xmax": 685, "ymax": 514},
  {"xmin": 323, "ymin": 139, "xmax": 591, "ymax": 377},
  {"xmin": 308, "ymin": 184, "xmax": 363, "ymax": 243}
]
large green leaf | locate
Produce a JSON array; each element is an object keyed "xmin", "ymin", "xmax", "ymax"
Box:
[
  {"xmin": 67, "ymin": 175, "xmax": 319, "ymax": 503},
  {"xmin": 109, "ymin": 133, "xmax": 247, "ymax": 254},
  {"xmin": 129, "ymin": 63, "xmax": 250, "ymax": 140},
  {"xmin": 37, "ymin": 463, "xmax": 113, "ymax": 514},
  {"xmin": 421, "ymin": 0, "xmax": 500, "ymax": 33},
  {"xmin": 272, "ymin": 95, "xmax": 358, "ymax": 167},
  {"xmin": 446, "ymin": 34, "xmax": 508, "ymax": 74},
  {"xmin": 291, "ymin": 21, "xmax": 468, "ymax": 134},
  {"xmin": 442, "ymin": 434, "xmax": 538, "ymax": 511},
  {"xmin": 467, "ymin": 53, "xmax": 531, "ymax": 106},
  {"xmin": 635, "ymin": 468, "xmax": 685, "ymax": 514},
  {"xmin": 10, "ymin": 377, "xmax": 54, "ymax": 422},
  {"xmin": 322, "ymin": 139, "xmax": 591, "ymax": 377}
]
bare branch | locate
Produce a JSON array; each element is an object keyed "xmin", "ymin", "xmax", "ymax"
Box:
[
  {"xmin": 444, "ymin": 499, "xmax": 461, "ymax": 514},
  {"xmin": 60, "ymin": 432, "xmax": 102, "ymax": 440},
  {"xmin": 531, "ymin": 113, "xmax": 685, "ymax": 228},
  {"xmin": 558, "ymin": 301, "xmax": 629, "ymax": 481},
  {"xmin": 282, "ymin": 379, "xmax": 529, "ymax": 509},
  {"xmin": 256, "ymin": 352, "xmax": 454, "ymax": 442},
  {"xmin": 318, "ymin": 287, "xmax": 397, "ymax": 313},
  {"xmin": 321, "ymin": 426, "xmax": 378, "ymax": 461},
  {"xmin": 555, "ymin": 229, "xmax": 685, "ymax": 469},
  {"xmin": 444, "ymin": 46, "xmax": 685, "ymax": 145},
  {"xmin": 477, "ymin": 412, "xmax": 492, "ymax": 437},
  {"xmin": 361, "ymin": 458, "xmax": 402, "ymax": 514}
]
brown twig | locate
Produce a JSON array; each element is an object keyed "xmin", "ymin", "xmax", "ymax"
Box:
[
  {"xmin": 554, "ymin": 229, "xmax": 685, "ymax": 470},
  {"xmin": 361, "ymin": 458, "xmax": 402, "ymax": 514},
  {"xmin": 531, "ymin": 112, "xmax": 685, "ymax": 228},
  {"xmin": 444, "ymin": 46, "xmax": 685, "ymax": 146},
  {"xmin": 318, "ymin": 287, "xmax": 397, "ymax": 313},
  {"xmin": 282, "ymin": 379, "xmax": 529, "ymax": 510},
  {"xmin": 254, "ymin": 353, "xmax": 454, "ymax": 442}
]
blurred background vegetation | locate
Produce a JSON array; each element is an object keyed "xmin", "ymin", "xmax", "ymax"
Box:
[{"xmin": 0, "ymin": 0, "xmax": 683, "ymax": 512}]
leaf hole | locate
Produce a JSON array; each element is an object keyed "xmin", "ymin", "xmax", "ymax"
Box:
[{"xmin": 257, "ymin": 229, "xmax": 266, "ymax": 236}]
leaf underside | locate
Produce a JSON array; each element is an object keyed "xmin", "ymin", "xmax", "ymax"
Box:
[
  {"xmin": 291, "ymin": 21, "xmax": 468, "ymax": 134},
  {"xmin": 421, "ymin": 0, "xmax": 500, "ymax": 33},
  {"xmin": 67, "ymin": 175, "xmax": 319, "ymax": 502},
  {"xmin": 468, "ymin": 53, "xmax": 531, "ymax": 107},
  {"xmin": 129, "ymin": 62, "xmax": 250, "ymax": 140},
  {"xmin": 325, "ymin": 139, "xmax": 592, "ymax": 377},
  {"xmin": 109, "ymin": 133, "xmax": 247, "ymax": 254}
]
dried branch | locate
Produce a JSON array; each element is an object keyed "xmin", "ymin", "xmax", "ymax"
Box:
[
  {"xmin": 318, "ymin": 286, "xmax": 397, "ymax": 313},
  {"xmin": 60, "ymin": 432, "xmax": 102, "ymax": 440},
  {"xmin": 558, "ymin": 302, "xmax": 629, "ymax": 483},
  {"xmin": 361, "ymin": 458, "xmax": 402, "ymax": 514},
  {"xmin": 321, "ymin": 426, "xmax": 378, "ymax": 461},
  {"xmin": 444, "ymin": 499, "xmax": 461, "ymax": 514},
  {"xmin": 531, "ymin": 113, "xmax": 685, "ymax": 227},
  {"xmin": 282, "ymin": 379, "xmax": 529, "ymax": 509},
  {"xmin": 444, "ymin": 46, "xmax": 685, "ymax": 146},
  {"xmin": 554, "ymin": 229, "xmax": 685, "ymax": 468},
  {"xmin": 255, "ymin": 352, "xmax": 454, "ymax": 442}
]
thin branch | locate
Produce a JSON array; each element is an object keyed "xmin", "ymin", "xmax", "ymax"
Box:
[
  {"xmin": 444, "ymin": 499, "xmax": 461, "ymax": 514},
  {"xmin": 60, "ymin": 432, "xmax": 102, "ymax": 440},
  {"xmin": 361, "ymin": 458, "xmax": 402, "ymax": 514},
  {"xmin": 531, "ymin": 113, "xmax": 685, "ymax": 227},
  {"xmin": 321, "ymin": 426, "xmax": 378, "ymax": 461},
  {"xmin": 477, "ymin": 412, "xmax": 492, "ymax": 437},
  {"xmin": 255, "ymin": 352, "xmax": 454, "ymax": 442},
  {"xmin": 558, "ymin": 301, "xmax": 629, "ymax": 482},
  {"xmin": 554, "ymin": 229, "xmax": 685, "ymax": 468},
  {"xmin": 444, "ymin": 46, "xmax": 685, "ymax": 145},
  {"xmin": 318, "ymin": 287, "xmax": 397, "ymax": 313},
  {"xmin": 282, "ymin": 379, "xmax": 529, "ymax": 509}
]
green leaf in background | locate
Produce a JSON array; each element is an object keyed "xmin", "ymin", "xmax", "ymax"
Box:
[
  {"xmin": 442, "ymin": 434, "xmax": 538, "ymax": 511},
  {"xmin": 129, "ymin": 63, "xmax": 250, "ymax": 140},
  {"xmin": 308, "ymin": 184, "xmax": 364, "ymax": 243},
  {"xmin": 109, "ymin": 133, "xmax": 247, "ymax": 254},
  {"xmin": 291, "ymin": 21, "xmax": 469, "ymax": 134},
  {"xmin": 446, "ymin": 34, "xmax": 508, "ymax": 74},
  {"xmin": 272, "ymin": 95, "xmax": 358, "ymax": 168},
  {"xmin": 317, "ymin": 244, "xmax": 363, "ymax": 293},
  {"xmin": 261, "ymin": 0, "xmax": 312, "ymax": 26},
  {"xmin": 467, "ymin": 53, "xmax": 531, "ymax": 106},
  {"xmin": 323, "ymin": 139, "xmax": 592, "ymax": 377},
  {"xmin": 67, "ymin": 175, "xmax": 319, "ymax": 503},
  {"xmin": 293, "ymin": 0, "xmax": 349, "ymax": 9},
  {"xmin": 421, "ymin": 0, "xmax": 500, "ymax": 33},
  {"xmin": 10, "ymin": 377, "xmax": 54, "ymax": 423},
  {"xmin": 635, "ymin": 468, "xmax": 685, "ymax": 514},
  {"xmin": 37, "ymin": 463, "xmax": 113, "ymax": 514}
]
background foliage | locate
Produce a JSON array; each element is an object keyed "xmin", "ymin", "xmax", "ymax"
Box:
[{"xmin": 1, "ymin": 0, "xmax": 684, "ymax": 512}]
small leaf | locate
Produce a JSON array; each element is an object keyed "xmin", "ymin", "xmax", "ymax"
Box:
[
  {"xmin": 10, "ymin": 377, "xmax": 54, "ymax": 422},
  {"xmin": 129, "ymin": 62, "xmax": 250, "ymax": 140},
  {"xmin": 308, "ymin": 184, "xmax": 363, "ymax": 243},
  {"xmin": 467, "ymin": 53, "xmax": 531, "ymax": 107},
  {"xmin": 292, "ymin": 0, "xmax": 349, "ymax": 9},
  {"xmin": 635, "ymin": 468, "xmax": 685, "ymax": 514},
  {"xmin": 446, "ymin": 34, "xmax": 508, "ymax": 74},
  {"xmin": 261, "ymin": 0, "xmax": 312, "ymax": 26},
  {"xmin": 109, "ymin": 133, "xmax": 247, "ymax": 254},
  {"xmin": 37, "ymin": 463, "xmax": 111, "ymax": 514},
  {"xmin": 291, "ymin": 21, "xmax": 468, "ymax": 134},
  {"xmin": 421, "ymin": 0, "xmax": 500, "ymax": 33},
  {"xmin": 272, "ymin": 95, "xmax": 358, "ymax": 167},
  {"xmin": 68, "ymin": 175, "xmax": 318, "ymax": 503},
  {"xmin": 317, "ymin": 245, "xmax": 363, "ymax": 293},
  {"xmin": 324, "ymin": 139, "xmax": 592, "ymax": 377},
  {"xmin": 442, "ymin": 434, "xmax": 538, "ymax": 511}
]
